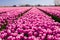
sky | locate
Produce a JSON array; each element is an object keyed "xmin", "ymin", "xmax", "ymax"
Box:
[{"xmin": 0, "ymin": 0, "xmax": 55, "ymax": 6}]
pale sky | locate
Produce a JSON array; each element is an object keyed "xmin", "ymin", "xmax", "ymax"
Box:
[{"xmin": 0, "ymin": 0, "xmax": 55, "ymax": 6}]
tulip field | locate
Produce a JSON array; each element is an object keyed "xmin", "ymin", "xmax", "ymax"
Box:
[{"xmin": 0, "ymin": 7, "xmax": 60, "ymax": 40}]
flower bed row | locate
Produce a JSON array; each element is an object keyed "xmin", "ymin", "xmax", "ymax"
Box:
[
  {"xmin": 38, "ymin": 7, "xmax": 60, "ymax": 18},
  {"xmin": 0, "ymin": 7, "xmax": 31, "ymax": 29}
]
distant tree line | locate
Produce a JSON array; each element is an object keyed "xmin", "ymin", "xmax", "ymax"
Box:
[
  {"xmin": 12, "ymin": 4, "xmax": 60, "ymax": 7},
  {"xmin": 12, "ymin": 4, "xmax": 41, "ymax": 7}
]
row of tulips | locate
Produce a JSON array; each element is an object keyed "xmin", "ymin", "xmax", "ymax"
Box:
[
  {"xmin": 38, "ymin": 7, "xmax": 60, "ymax": 18},
  {"xmin": 0, "ymin": 7, "xmax": 31, "ymax": 13},
  {"xmin": 0, "ymin": 7, "xmax": 31, "ymax": 29},
  {"xmin": 0, "ymin": 7, "xmax": 60, "ymax": 40}
]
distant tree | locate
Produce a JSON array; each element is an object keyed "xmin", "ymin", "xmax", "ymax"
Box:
[
  {"xmin": 58, "ymin": 5, "xmax": 60, "ymax": 6},
  {"xmin": 13, "ymin": 5, "xmax": 16, "ymax": 7},
  {"xmin": 25, "ymin": 4, "xmax": 30, "ymax": 6},
  {"xmin": 37, "ymin": 4, "xmax": 41, "ymax": 6}
]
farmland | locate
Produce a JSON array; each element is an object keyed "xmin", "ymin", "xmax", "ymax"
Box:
[{"xmin": 0, "ymin": 7, "xmax": 60, "ymax": 40}]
